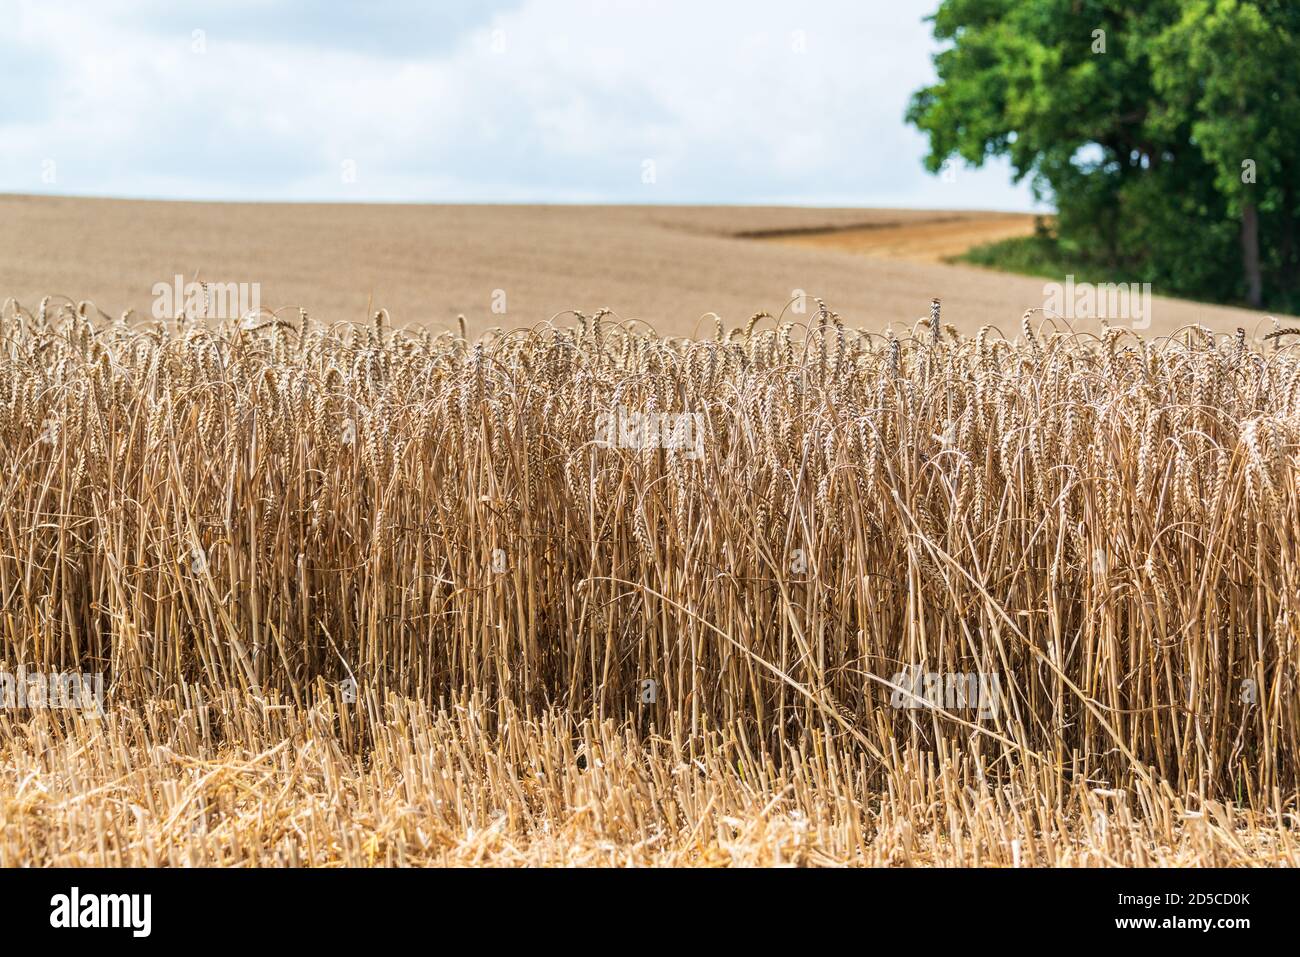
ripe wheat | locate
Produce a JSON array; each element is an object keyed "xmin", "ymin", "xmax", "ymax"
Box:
[{"xmin": 1, "ymin": 295, "xmax": 1298, "ymax": 865}]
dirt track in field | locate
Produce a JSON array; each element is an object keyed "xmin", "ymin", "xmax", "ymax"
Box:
[{"xmin": 0, "ymin": 194, "xmax": 1281, "ymax": 337}]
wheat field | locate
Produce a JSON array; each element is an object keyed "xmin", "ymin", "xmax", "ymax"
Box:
[{"xmin": 1, "ymin": 294, "xmax": 1298, "ymax": 866}]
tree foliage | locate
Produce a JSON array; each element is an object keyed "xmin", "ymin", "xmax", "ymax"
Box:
[{"xmin": 908, "ymin": 0, "xmax": 1300, "ymax": 310}]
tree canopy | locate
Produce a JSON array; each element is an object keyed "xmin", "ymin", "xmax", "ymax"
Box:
[{"xmin": 907, "ymin": 0, "xmax": 1300, "ymax": 311}]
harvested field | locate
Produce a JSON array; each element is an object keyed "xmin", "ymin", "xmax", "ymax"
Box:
[
  {"xmin": 0, "ymin": 195, "xmax": 1282, "ymax": 339},
  {"xmin": 4, "ymin": 691, "xmax": 1293, "ymax": 867}
]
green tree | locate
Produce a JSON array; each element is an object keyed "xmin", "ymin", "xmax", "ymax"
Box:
[{"xmin": 907, "ymin": 0, "xmax": 1300, "ymax": 311}]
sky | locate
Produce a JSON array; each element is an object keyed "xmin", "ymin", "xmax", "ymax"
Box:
[{"xmin": 0, "ymin": 0, "xmax": 1044, "ymax": 211}]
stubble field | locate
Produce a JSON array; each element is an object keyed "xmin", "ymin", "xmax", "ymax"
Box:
[{"xmin": 0, "ymin": 195, "xmax": 1279, "ymax": 338}]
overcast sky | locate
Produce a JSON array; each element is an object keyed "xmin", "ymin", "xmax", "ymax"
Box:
[{"xmin": 1, "ymin": 0, "xmax": 1043, "ymax": 210}]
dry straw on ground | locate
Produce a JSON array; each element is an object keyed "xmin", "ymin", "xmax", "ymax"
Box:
[{"xmin": 0, "ymin": 294, "xmax": 1297, "ymax": 866}]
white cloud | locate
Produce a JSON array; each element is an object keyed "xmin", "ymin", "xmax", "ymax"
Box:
[{"xmin": 0, "ymin": 0, "xmax": 1044, "ymax": 210}]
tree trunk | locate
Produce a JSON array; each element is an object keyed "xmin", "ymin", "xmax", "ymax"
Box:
[{"xmin": 1242, "ymin": 202, "xmax": 1263, "ymax": 308}]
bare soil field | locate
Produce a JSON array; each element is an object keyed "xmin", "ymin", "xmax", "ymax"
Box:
[{"xmin": 0, "ymin": 194, "xmax": 1280, "ymax": 336}]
